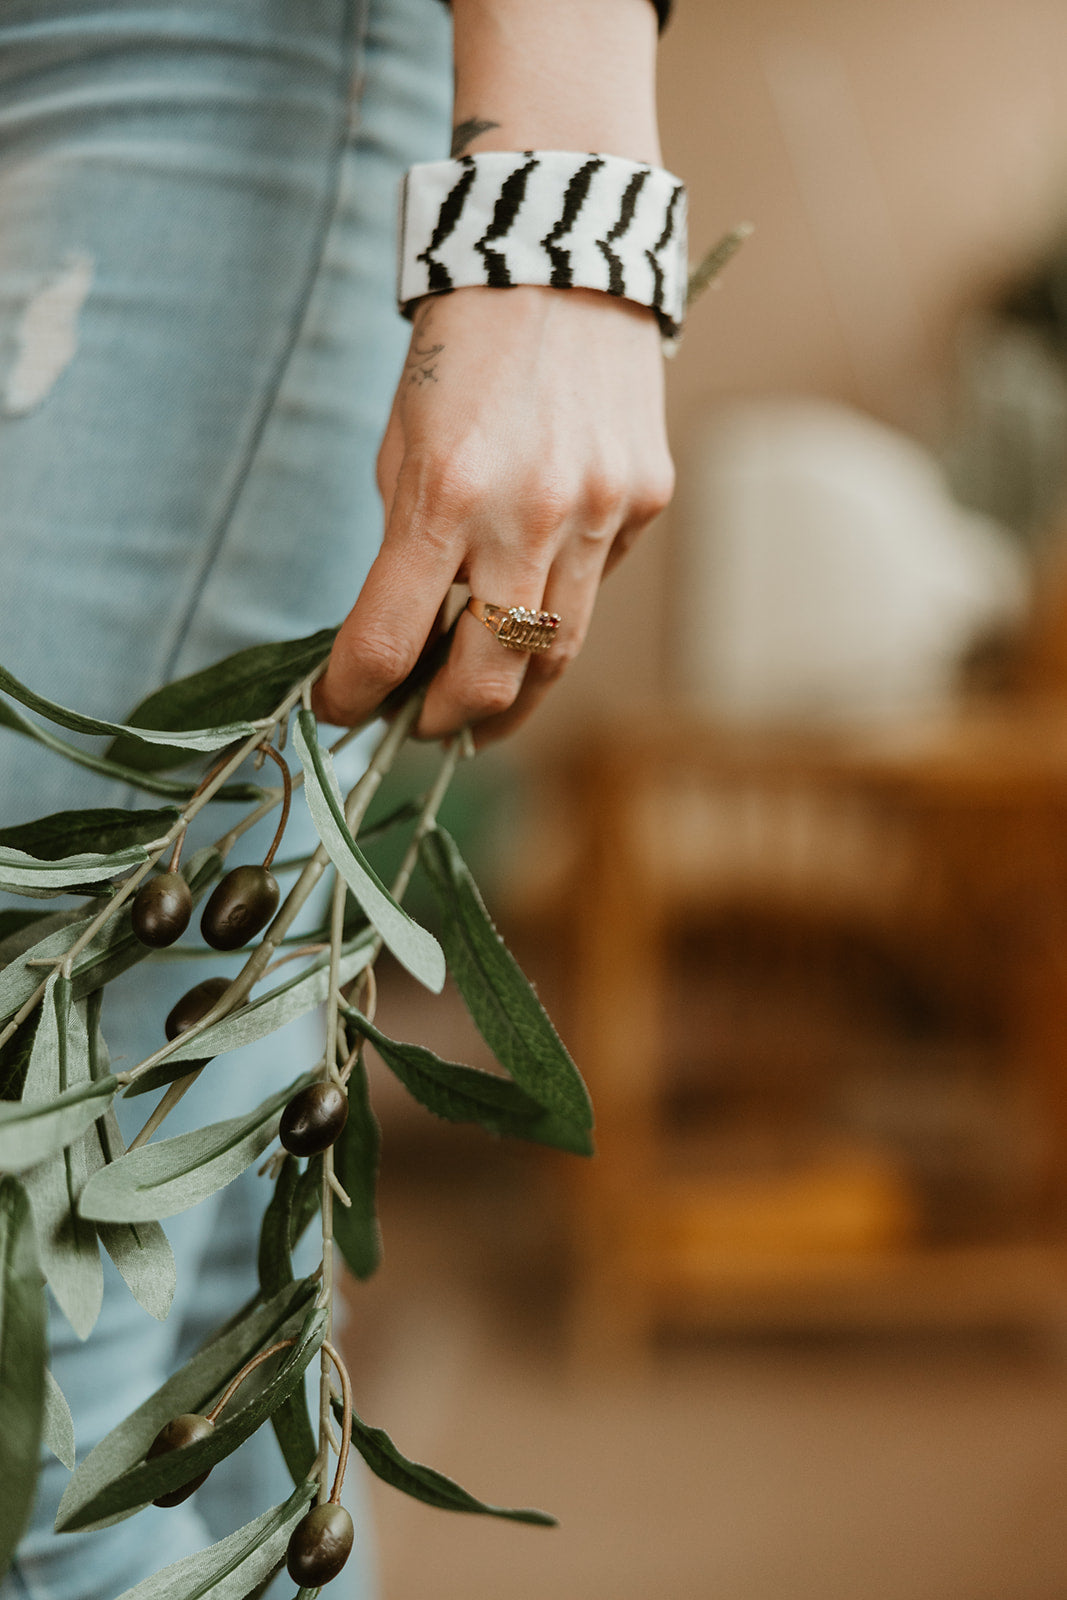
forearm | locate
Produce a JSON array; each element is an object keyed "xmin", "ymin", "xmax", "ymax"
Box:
[{"xmin": 450, "ymin": 0, "xmax": 661, "ymax": 164}]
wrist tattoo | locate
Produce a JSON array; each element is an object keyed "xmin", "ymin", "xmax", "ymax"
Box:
[
  {"xmin": 404, "ymin": 305, "xmax": 444, "ymax": 386},
  {"xmin": 450, "ymin": 117, "xmax": 500, "ymax": 157}
]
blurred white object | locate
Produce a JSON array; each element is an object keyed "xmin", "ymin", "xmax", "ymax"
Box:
[{"xmin": 678, "ymin": 398, "xmax": 1030, "ymax": 724}]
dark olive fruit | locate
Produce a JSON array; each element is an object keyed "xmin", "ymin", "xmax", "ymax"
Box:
[
  {"xmin": 200, "ymin": 864, "xmax": 280, "ymax": 951},
  {"xmin": 146, "ymin": 1412, "xmax": 215, "ymax": 1507},
  {"xmin": 164, "ymin": 976, "xmax": 231, "ymax": 1041},
  {"xmin": 279, "ymin": 1081, "xmax": 349, "ymax": 1158},
  {"xmin": 130, "ymin": 872, "xmax": 193, "ymax": 948},
  {"xmin": 286, "ymin": 1502, "xmax": 354, "ymax": 1586}
]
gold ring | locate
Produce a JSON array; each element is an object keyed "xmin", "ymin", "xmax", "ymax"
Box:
[{"xmin": 466, "ymin": 598, "xmax": 562, "ymax": 653}]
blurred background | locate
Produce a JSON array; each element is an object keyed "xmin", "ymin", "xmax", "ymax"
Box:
[{"xmin": 343, "ymin": 2, "xmax": 1067, "ymax": 1596}]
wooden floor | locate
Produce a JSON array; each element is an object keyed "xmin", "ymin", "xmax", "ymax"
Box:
[{"xmin": 343, "ymin": 1112, "xmax": 1067, "ymax": 1600}]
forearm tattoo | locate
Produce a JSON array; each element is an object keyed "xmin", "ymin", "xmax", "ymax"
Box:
[{"xmin": 450, "ymin": 117, "xmax": 500, "ymax": 157}]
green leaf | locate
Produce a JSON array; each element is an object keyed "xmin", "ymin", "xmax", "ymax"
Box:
[
  {"xmin": 0, "ymin": 1010, "xmax": 39, "ymax": 1103},
  {"xmin": 79, "ymin": 1072, "xmax": 316, "ymax": 1223},
  {"xmin": 105, "ymin": 626, "xmax": 338, "ymax": 773},
  {"xmin": 0, "ymin": 1072, "xmax": 119, "ymax": 1172},
  {"xmin": 0, "ymin": 661, "xmax": 261, "ymax": 757},
  {"xmin": 126, "ymin": 936, "xmax": 376, "ymax": 1094},
  {"xmin": 346, "ymin": 1010, "xmax": 592, "ymax": 1157},
  {"xmin": 293, "ymin": 710, "xmax": 445, "ymax": 993},
  {"xmin": 113, "ymin": 1483, "xmax": 317, "ymax": 1599},
  {"xmin": 0, "ymin": 1175, "xmax": 46, "ymax": 1578},
  {"xmin": 0, "ymin": 807, "xmax": 180, "ymax": 861},
  {"xmin": 0, "ymin": 691, "xmax": 264, "ymax": 801},
  {"xmin": 43, "ymin": 1366, "xmax": 75, "ymax": 1470},
  {"xmin": 0, "ymin": 848, "xmax": 223, "ymax": 1032},
  {"xmin": 21, "ymin": 978, "xmax": 103, "ymax": 1338},
  {"xmin": 418, "ymin": 827, "xmax": 593, "ymax": 1136},
  {"xmin": 255, "ymin": 1161, "xmax": 321, "ymax": 1487},
  {"xmin": 335, "ymin": 1395, "xmax": 556, "ymax": 1526},
  {"xmin": 64, "ymin": 1307, "xmax": 325, "ymax": 1531},
  {"xmin": 56, "ymin": 1278, "xmax": 316, "ymax": 1533},
  {"xmin": 0, "ymin": 908, "xmax": 51, "ymax": 947},
  {"xmin": 84, "ymin": 994, "xmax": 176, "ymax": 1322},
  {"xmin": 0, "ymin": 841, "xmax": 155, "ymax": 896},
  {"xmin": 332, "ymin": 1054, "xmax": 382, "ymax": 1280}
]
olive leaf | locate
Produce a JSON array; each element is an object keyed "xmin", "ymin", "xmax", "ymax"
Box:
[
  {"xmin": 0, "ymin": 908, "xmax": 51, "ymax": 948},
  {"xmin": 21, "ymin": 977, "xmax": 103, "ymax": 1339},
  {"xmin": 56, "ymin": 1278, "xmax": 316, "ymax": 1533},
  {"xmin": 0, "ymin": 842, "xmax": 159, "ymax": 897},
  {"xmin": 0, "ymin": 1072, "xmax": 119, "ymax": 1172},
  {"xmin": 0, "ymin": 662, "xmax": 262, "ymax": 756},
  {"xmin": 257, "ymin": 1159, "xmax": 318, "ymax": 1486},
  {"xmin": 0, "ymin": 848, "xmax": 223, "ymax": 1032},
  {"xmin": 61, "ymin": 1307, "xmax": 325, "ymax": 1531},
  {"xmin": 84, "ymin": 993, "xmax": 176, "ymax": 1322},
  {"xmin": 112, "ymin": 1484, "xmax": 316, "ymax": 1600},
  {"xmin": 105, "ymin": 626, "xmax": 339, "ymax": 773},
  {"xmin": 418, "ymin": 826, "xmax": 593, "ymax": 1138},
  {"xmin": 126, "ymin": 935, "xmax": 376, "ymax": 1094},
  {"xmin": 0, "ymin": 693, "xmax": 264, "ymax": 802},
  {"xmin": 43, "ymin": 1366, "xmax": 76, "ymax": 1470},
  {"xmin": 346, "ymin": 1008, "xmax": 593, "ymax": 1156},
  {"xmin": 0, "ymin": 807, "xmax": 180, "ymax": 861},
  {"xmin": 334, "ymin": 1395, "xmax": 556, "ymax": 1526},
  {"xmin": 0, "ymin": 1010, "xmax": 39, "ymax": 1103},
  {"xmin": 79, "ymin": 1071, "xmax": 317, "ymax": 1223},
  {"xmin": 332, "ymin": 1053, "xmax": 382, "ymax": 1281},
  {"xmin": 0, "ymin": 1175, "xmax": 46, "ymax": 1579},
  {"xmin": 293, "ymin": 710, "xmax": 445, "ymax": 993}
]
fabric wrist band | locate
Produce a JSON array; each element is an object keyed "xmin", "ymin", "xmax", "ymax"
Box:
[{"xmin": 397, "ymin": 151, "xmax": 688, "ymax": 338}]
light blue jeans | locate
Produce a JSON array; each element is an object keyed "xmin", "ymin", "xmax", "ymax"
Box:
[{"xmin": 0, "ymin": 1, "xmax": 451, "ymax": 1594}]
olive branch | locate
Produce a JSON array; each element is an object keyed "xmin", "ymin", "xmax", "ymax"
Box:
[{"xmin": 0, "ymin": 627, "xmax": 590, "ymax": 1598}]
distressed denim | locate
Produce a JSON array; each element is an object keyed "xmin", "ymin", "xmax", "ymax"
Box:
[{"xmin": 0, "ymin": 0, "xmax": 451, "ymax": 1594}]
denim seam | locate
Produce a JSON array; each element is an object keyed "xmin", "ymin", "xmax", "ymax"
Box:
[{"xmin": 158, "ymin": 0, "xmax": 365, "ymax": 687}]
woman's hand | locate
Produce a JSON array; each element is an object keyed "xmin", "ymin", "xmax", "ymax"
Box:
[{"xmin": 313, "ymin": 283, "xmax": 674, "ymax": 742}]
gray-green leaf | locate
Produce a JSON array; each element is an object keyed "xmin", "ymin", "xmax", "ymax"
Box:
[
  {"xmin": 0, "ymin": 692, "xmax": 264, "ymax": 802},
  {"xmin": 56, "ymin": 1278, "xmax": 316, "ymax": 1533},
  {"xmin": 84, "ymin": 995, "xmax": 176, "ymax": 1322},
  {"xmin": 0, "ymin": 841, "xmax": 154, "ymax": 896},
  {"xmin": 293, "ymin": 710, "xmax": 445, "ymax": 993},
  {"xmin": 62, "ymin": 1308, "xmax": 325, "ymax": 1530},
  {"xmin": 0, "ymin": 808, "xmax": 179, "ymax": 861},
  {"xmin": 0, "ymin": 1074, "xmax": 119, "ymax": 1173},
  {"xmin": 336, "ymin": 1395, "xmax": 555, "ymax": 1526},
  {"xmin": 22, "ymin": 978, "xmax": 103, "ymax": 1338},
  {"xmin": 418, "ymin": 827, "xmax": 593, "ymax": 1137},
  {"xmin": 347, "ymin": 1009, "xmax": 593, "ymax": 1156},
  {"xmin": 0, "ymin": 662, "xmax": 260, "ymax": 755},
  {"xmin": 113, "ymin": 1484, "xmax": 316, "ymax": 1600},
  {"xmin": 0, "ymin": 1175, "xmax": 46, "ymax": 1577},
  {"xmin": 105, "ymin": 626, "xmax": 338, "ymax": 773},
  {"xmin": 257, "ymin": 1158, "xmax": 319, "ymax": 1486},
  {"xmin": 332, "ymin": 1054, "xmax": 381, "ymax": 1281},
  {"xmin": 79, "ymin": 1072, "xmax": 316, "ymax": 1223},
  {"xmin": 43, "ymin": 1366, "xmax": 75, "ymax": 1470},
  {"xmin": 126, "ymin": 935, "xmax": 376, "ymax": 1094}
]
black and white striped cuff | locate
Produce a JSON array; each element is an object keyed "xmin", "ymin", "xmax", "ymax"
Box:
[{"xmin": 397, "ymin": 151, "xmax": 688, "ymax": 338}]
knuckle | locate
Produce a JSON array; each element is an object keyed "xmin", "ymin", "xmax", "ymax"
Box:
[
  {"xmin": 356, "ymin": 630, "xmax": 416, "ymax": 689},
  {"xmin": 517, "ymin": 478, "xmax": 574, "ymax": 549},
  {"xmin": 582, "ymin": 466, "xmax": 628, "ymax": 525}
]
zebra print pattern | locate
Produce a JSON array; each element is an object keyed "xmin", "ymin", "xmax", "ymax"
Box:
[{"xmin": 398, "ymin": 151, "xmax": 688, "ymax": 336}]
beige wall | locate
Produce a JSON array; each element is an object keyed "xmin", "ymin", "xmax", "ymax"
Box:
[{"xmin": 518, "ymin": 0, "xmax": 1067, "ymax": 755}]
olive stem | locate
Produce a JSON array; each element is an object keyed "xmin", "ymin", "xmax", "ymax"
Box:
[
  {"xmin": 321, "ymin": 1339, "xmax": 353, "ymax": 1504},
  {"xmin": 204, "ymin": 1338, "xmax": 297, "ymax": 1424},
  {"xmin": 256, "ymin": 742, "xmax": 292, "ymax": 871}
]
